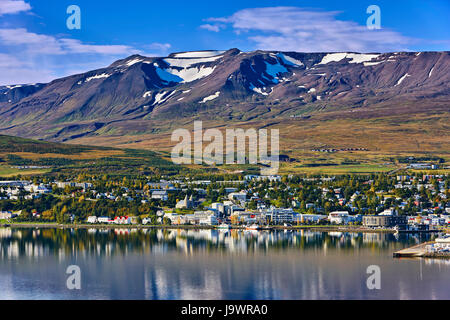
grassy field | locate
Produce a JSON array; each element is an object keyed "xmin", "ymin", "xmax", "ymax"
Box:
[
  {"xmin": 68, "ymin": 109, "xmax": 449, "ymax": 176},
  {"xmin": 0, "ymin": 165, "xmax": 51, "ymax": 177},
  {"xmin": 281, "ymin": 163, "xmax": 396, "ymax": 175},
  {"xmin": 1, "ymin": 104, "xmax": 449, "ymax": 179},
  {"xmin": 0, "ymin": 135, "xmax": 181, "ymax": 178}
]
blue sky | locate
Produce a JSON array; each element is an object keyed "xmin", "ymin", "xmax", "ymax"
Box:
[{"xmin": 0, "ymin": 0, "xmax": 449, "ymax": 85}]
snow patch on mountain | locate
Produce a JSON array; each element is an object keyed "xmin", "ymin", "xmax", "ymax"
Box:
[
  {"xmin": 199, "ymin": 91, "xmax": 220, "ymax": 103},
  {"xmin": 152, "ymin": 90, "xmax": 177, "ymax": 106},
  {"xmin": 249, "ymin": 84, "xmax": 269, "ymax": 96},
  {"xmin": 79, "ymin": 73, "xmax": 111, "ymax": 84},
  {"xmin": 152, "ymin": 57, "xmax": 219, "ymax": 84},
  {"xmin": 172, "ymin": 51, "xmax": 226, "ymax": 58},
  {"xmin": 395, "ymin": 73, "xmax": 411, "ymax": 86},
  {"xmin": 125, "ymin": 58, "xmax": 144, "ymax": 67},
  {"xmin": 6, "ymin": 85, "xmax": 23, "ymax": 89},
  {"xmin": 319, "ymin": 53, "xmax": 380, "ymax": 65},
  {"xmin": 428, "ymin": 67, "xmax": 435, "ymax": 78},
  {"xmin": 170, "ymin": 66, "xmax": 216, "ymax": 83},
  {"xmin": 164, "ymin": 56, "xmax": 222, "ymax": 68},
  {"xmin": 363, "ymin": 61, "xmax": 385, "ymax": 66}
]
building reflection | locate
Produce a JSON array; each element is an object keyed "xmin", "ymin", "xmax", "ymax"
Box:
[{"xmin": 0, "ymin": 227, "xmax": 436, "ymax": 259}]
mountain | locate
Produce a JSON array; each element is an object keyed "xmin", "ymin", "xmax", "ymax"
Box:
[{"xmin": 0, "ymin": 49, "xmax": 448, "ymax": 156}]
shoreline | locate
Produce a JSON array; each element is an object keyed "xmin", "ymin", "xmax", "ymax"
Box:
[
  {"xmin": 1, "ymin": 222, "xmax": 401, "ymax": 233},
  {"xmin": 394, "ymin": 241, "xmax": 450, "ymax": 259}
]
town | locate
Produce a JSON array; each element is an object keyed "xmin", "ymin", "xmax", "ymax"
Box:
[{"xmin": 0, "ymin": 173, "xmax": 449, "ymax": 232}]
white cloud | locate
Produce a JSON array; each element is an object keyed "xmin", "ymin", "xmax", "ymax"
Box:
[
  {"xmin": 203, "ymin": 7, "xmax": 412, "ymax": 52},
  {"xmin": 0, "ymin": 53, "xmax": 56, "ymax": 84},
  {"xmin": 0, "ymin": 0, "xmax": 31, "ymax": 16},
  {"xmin": 0, "ymin": 28, "xmax": 138, "ymax": 55},
  {"xmin": 147, "ymin": 42, "xmax": 171, "ymax": 51},
  {"xmin": 60, "ymin": 38, "xmax": 138, "ymax": 55},
  {"xmin": 0, "ymin": 3, "xmax": 166, "ymax": 85},
  {"xmin": 199, "ymin": 24, "xmax": 222, "ymax": 32},
  {"xmin": 142, "ymin": 42, "xmax": 172, "ymax": 56},
  {"xmin": 0, "ymin": 28, "xmax": 149, "ymax": 85},
  {"xmin": 0, "ymin": 66, "xmax": 55, "ymax": 85},
  {"xmin": 0, "ymin": 52, "xmax": 24, "ymax": 67}
]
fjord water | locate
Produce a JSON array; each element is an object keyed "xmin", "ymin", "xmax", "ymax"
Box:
[{"xmin": 0, "ymin": 228, "xmax": 448, "ymax": 300}]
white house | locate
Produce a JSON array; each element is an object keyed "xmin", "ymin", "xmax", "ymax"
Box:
[
  {"xmin": 199, "ymin": 215, "xmax": 219, "ymax": 226},
  {"xmin": 114, "ymin": 216, "xmax": 132, "ymax": 225},
  {"xmin": 87, "ymin": 216, "xmax": 98, "ymax": 224},
  {"xmin": 151, "ymin": 190, "xmax": 168, "ymax": 201},
  {"xmin": 97, "ymin": 217, "xmax": 111, "ymax": 224},
  {"xmin": 328, "ymin": 211, "xmax": 350, "ymax": 224},
  {"xmin": 142, "ymin": 217, "xmax": 152, "ymax": 225},
  {"xmin": 379, "ymin": 208, "xmax": 397, "ymax": 216},
  {"xmin": 228, "ymin": 192, "xmax": 247, "ymax": 202},
  {"xmin": 0, "ymin": 211, "xmax": 15, "ymax": 220}
]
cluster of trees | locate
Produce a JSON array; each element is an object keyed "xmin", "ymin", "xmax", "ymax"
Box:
[{"xmin": 1, "ymin": 194, "xmax": 162, "ymax": 224}]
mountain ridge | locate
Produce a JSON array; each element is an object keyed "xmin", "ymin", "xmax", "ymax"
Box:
[{"xmin": 0, "ymin": 49, "xmax": 448, "ymax": 149}]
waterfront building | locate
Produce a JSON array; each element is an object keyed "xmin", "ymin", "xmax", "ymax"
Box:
[
  {"xmin": 362, "ymin": 215, "xmax": 407, "ymax": 228},
  {"xmin": 265, "ymin": 208, "xmax": 295, "ymax": 224},
  {"xmin": 97, "ymin": 217, "xmax": 111, "ymax": 224},
  {"xmin": 87, "ymin": 216, "xmax": 98, "ymax": 224},
  {"xmin": 328, "ymin": 211, "xmax": 350, "ymax": 224},
  {"xmin": 294, "ymin": 214, "xmax": 327, "ymax": 224}
]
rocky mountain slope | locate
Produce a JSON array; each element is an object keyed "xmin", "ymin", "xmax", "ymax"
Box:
[{"xmin": 0, "ymin": 49, "xmax": 448, "ymax": 143}]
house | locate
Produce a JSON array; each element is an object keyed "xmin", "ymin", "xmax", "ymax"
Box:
[
  {"xmin": 87, "ymin": 216, "xmax": 98, "ymax": 224},
  {"xmin": 97, "ymin": 217, "xmax": 111, "ymax": 224},
  {"xmin": 165, "ymin": 213, "xmax": 181, "ymax": 224},
  {"xmin": 244, "ymin": 175, "xmax": 281, "ymax": 182},
  {"xmin": 379, "ymin": 208, "xmax": 397, "ymax": 216},
  {"xmin": 114, "ymin": 216, "xmax": 132, "ymax": 224},
  {"xmin": 142, "ymin": 217, "xmax": 152, "ymax": 225},
  {"xmin": 0, "ymin": 211, "xmax": 16, "ymax": 220},
  {"xmin": 152, "ymin": 190, "xmax": 168, "ymax": 201},
  {"xmin": 328, "ymin": 211, "xmax": 350, "ymax": 224},
  {"xmin": 199, "ymin": 215, "xmax": 219, "ymax": 226},
  {"xmin": 147, "ymin": 180, "xmax": 175, "ymax": 190},
  {"xmin": 228, "ymin": 192, "xmax": 247, "ymax": 202},
  {"xmin": 233, "ymin": 212, "xmax": 261, "ymax": 225}
]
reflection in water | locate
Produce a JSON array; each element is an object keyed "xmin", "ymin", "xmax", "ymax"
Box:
[{"xmin": 0, "ymin": 227, "xmax": 448, "ymax": 300}]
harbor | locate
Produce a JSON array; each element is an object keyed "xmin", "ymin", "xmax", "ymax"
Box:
[{"xmin": 393, "ymin": 234, "xmax": 450, "ymax": 258}]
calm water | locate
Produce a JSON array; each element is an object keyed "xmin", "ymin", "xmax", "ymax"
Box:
[{"xmin": 0, "ymin": 227, "xmax": 448, "ymax": 300}]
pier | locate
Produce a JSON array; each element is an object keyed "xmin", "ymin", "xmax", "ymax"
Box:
[
  {"xmin": 393, "ymin": 242, "xmax": 433, "ymax": 258},
  {"xmin": 394, "ymin": 240, "xmax": 450, "ymax": 258}
]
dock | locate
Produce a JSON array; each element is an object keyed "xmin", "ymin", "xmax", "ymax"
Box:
[
  {"xmin": 393, "ymin": 242, "xmax": 432, "ymax": 257},
  {"xmin": 393, "ymin": 241, "xmax": 450, "ymax": 258}
]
